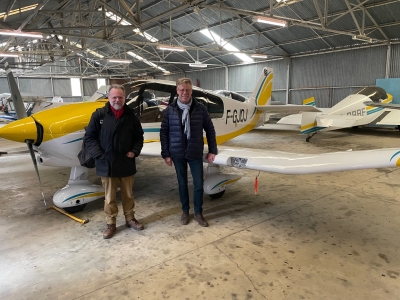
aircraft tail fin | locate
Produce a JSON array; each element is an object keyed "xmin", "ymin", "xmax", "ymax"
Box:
[
  {"xmin": 300, "ymin": 112, "xmax": 322, "ymax": 135},
  {"xmin": 249, "ymin": 67, "xmax": 273, "ymax": 106},
  {"xmin": 5, "ymin": 62, "xmax": 27, "ymax": 119},
  {"xmin": 303, "ymin": 96, "xmax": 316, "ymax": 107}
]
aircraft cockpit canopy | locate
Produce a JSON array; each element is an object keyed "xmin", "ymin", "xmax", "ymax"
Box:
[
  {"xmin": 354, "ymin": 86, "xmax": 388, "ymax": 103},
  {"xmin": 124, "ymin": 80, "xmax": 224, "ymax": 123}
]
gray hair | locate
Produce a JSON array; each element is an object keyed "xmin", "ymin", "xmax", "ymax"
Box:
[{"xmin": 108, "ymin": 84, "xmax": 125, "ymax": 95}]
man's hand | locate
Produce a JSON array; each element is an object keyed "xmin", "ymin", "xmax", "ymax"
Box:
[
  {"xmin": 126, "ymin": 151, "xmax": 135, "ymax": 158},
  {"xmin": 164, "ymin": 157, "xmax": 172, "ymax": 166},
  {"xmin": 207, "ymin": 153, "xmax": 216, "ymax": 163}
]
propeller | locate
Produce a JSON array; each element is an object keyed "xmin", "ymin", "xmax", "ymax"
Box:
[
  {"xmin": 5, "ymin": 62, "xmax": 47, "ymax": 206},
  {"xmin": 26, "ymin": 139, "xmax": 46, "ymax": 206}
]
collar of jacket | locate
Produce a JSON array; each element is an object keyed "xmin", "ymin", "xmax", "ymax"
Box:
[{"xmin": 171, "ymin": 97, "xmax": 199, "ymax": 109}]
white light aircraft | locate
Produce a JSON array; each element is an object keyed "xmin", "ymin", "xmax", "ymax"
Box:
[
  {"xmin": 1, "ymin": 67, "xmax": 400, "ymax": 213},
  {"xmin": 278, "ymin": 88, "xmax": 400, "ymax": 141}
]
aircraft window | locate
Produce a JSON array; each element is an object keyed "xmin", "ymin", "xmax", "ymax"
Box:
[
  {"xmin": 192, "ymin": 91, "xmax": 224, "ymax": 118},
  {"xmin": 354, "ymin": 86, "xmax": 387, "ymax": 103},
  {"xmin": 125, "ymin": 81, "xmax": 223, "ymax": 120}
]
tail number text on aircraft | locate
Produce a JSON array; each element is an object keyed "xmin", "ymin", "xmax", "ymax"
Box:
[
  {"xmin": 347, "ymin": 108, "xmax": 365, "ymax": 116},
  {"xmin": 226, "ymin": 109, "xmax": 248, "ymax": 124}
]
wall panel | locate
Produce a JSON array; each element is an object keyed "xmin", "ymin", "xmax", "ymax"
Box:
[
  {"xmin": 53, "ymin": 78, "xmax": 71, "ymax": 96},
  {"xmin": 291, "ymin": 47, "xmax": 387, "ymax": 90},
  {"xmin": 390, "ymin": 44, "xmax": 400, "ymax": 78},
  {"xmin": 19, "ymin": 78, "xmax": 53, "ymax": 97}
]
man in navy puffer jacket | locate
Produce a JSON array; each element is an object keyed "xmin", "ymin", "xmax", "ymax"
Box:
[{"xmin": 160, "ymin": 78, "xmax": 218, "ymax": 227}]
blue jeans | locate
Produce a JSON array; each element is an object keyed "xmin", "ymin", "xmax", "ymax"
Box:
[{"xmin": 172, "ymin": 157, "xmax": 204, "ymax": 214}]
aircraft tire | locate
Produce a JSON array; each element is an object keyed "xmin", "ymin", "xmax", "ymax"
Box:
[
  {"xmin": 209, "ymin": 190, "xmax": 225, "ymax": 199},
  {"xmin": 63, "ymin": 204, "xmax": 87, "ymax": 214}
]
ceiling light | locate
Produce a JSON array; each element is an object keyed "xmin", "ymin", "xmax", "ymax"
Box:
[
  {"xmin": 254, "ymin": 16, "xmax": 287, "ymax": 27},
  {"xmin": 157, "ymin": 44, "xmax": 186, "ymax": 52},
  {"xmin": 199, "ymin": 29, "xmax": 253, "ymax": 63},
  {"xmin": 189, "ymin": 62, "xmax": 208, "ymax": 68},
  {"xmin": 107, "ymin": 58, "xmax": 132, "ymax": 64},
  {"xmin": 0, "ymin": 29, "xmax": 43, "ymax": 38},
  {"xmin": 251, "ymin": 54, "xmax": 268, "ymax": 59},
  {"xmin": 0, "ymin": 52, "xmax": 20, "ymax": 57},
  {"xmin": 352, "ymin": 35, "xmax": 373, "ymax": 43}
]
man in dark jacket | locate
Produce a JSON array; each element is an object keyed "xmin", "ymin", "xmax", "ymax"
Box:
[
  {"xmin": 84, "ymin": 84, "xmax": 144, "ymax": 239},
  {"xmin": 160, "ymin": 78, "xmax": 218, "ymax": 227}
]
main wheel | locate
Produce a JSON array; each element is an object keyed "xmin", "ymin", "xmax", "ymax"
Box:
[
  {"xmin": 209, "ymin": 190, "xmax": 225, "ymax": 199},
  {"xmin": 63, "ymin": 204, "xmax": 87, "ymax": 213}
]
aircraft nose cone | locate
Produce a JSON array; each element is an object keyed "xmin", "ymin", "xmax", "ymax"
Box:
[{"xmin": 0, "ymin": 117, "xmax": 38, "ymax": 143}]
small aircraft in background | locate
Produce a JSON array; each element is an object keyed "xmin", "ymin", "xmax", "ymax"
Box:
[
  {"xmin": 0, "ymin": 93, "xmax": 65, "ymax": 122},
  {"xmin": 278, "ymin": 87, "xmax": 400, "ymax": 141},
  {"xmin": 1, "ymin": 66, "xmax": 400, "ymax": 214}
]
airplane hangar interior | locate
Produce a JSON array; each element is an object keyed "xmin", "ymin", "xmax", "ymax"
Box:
[{"xmin": 1, "ymin": 0, "xmax": 400, "ymax": 299}]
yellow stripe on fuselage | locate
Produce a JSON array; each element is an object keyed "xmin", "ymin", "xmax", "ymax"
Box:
[
  {"xmin": 301, "ymin": 121, "xmax": 317, "ymax": 131},
  {"xmin": 257, "ymin": 73, "xmax": 273, "ymax": 106}
]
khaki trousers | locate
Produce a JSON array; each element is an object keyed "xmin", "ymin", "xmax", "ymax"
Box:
[{"xmin": 101, "ymin": 175, "xmax": 135, "ymax": 224}]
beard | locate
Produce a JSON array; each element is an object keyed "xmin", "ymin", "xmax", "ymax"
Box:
[{"xmin": 111, "ymin": 102, "xmax": 123, "ymax": 110}]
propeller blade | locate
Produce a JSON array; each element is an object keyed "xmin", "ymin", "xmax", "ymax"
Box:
[
  {"xmin": 26, "ymin": 139, "xmax": 46, "ymax": 206},
  {"xmin": 5, "ymin": 62, "xmax": 28, "ymax": 120}
]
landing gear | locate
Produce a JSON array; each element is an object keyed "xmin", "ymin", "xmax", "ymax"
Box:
[
  {"xmin": 63, "ymin": 204, "xmax": 87, "ymax": 213},
  {"xmin": 306, "ymin": 132, "xmax": 317, "ymax": 142},
  {"xmin": 209, "ymin": 190, "xmax": 225, "ymax": 199}
]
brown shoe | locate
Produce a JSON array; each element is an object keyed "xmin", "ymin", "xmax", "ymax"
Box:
[
  {"xmin": 181, "ymin": 211, "xmax": 190, "ymax": 225},
  {"xmin": 194, "ymin": 214, "xmax": 209, "ymax": 227},
  {"xmin": 126, "ymin": 218, "xmax": 144, "ymax": 230},
  {"xmin": 103, "ymin": 224, "xmax": 116, "ymax": 239}
]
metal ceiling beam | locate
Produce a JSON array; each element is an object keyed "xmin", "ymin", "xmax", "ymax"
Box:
[{"xmin": 140, "ymin": 0, "xmax": 205, "ymax": 27}]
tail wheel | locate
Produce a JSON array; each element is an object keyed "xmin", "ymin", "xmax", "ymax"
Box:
[
  {"xmin": 63, "ymin": 204, "xmax": 87, "ymax": 213},
  {"xmin": 209, "ymin": 190, "xmax": 225, "ymax": 199}
]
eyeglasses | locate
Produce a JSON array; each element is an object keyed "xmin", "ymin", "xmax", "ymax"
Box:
[{"xmin": 177, "ymin": 88, "xmax": 192, "ymax": 93}]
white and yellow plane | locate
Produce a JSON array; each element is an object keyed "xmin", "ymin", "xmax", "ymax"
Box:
[
  {"xmin": 278, "ymin": 87, "xmax": 399, "ymax": 141},
  {"xmin": 1, "ymin": 67, "xmax": 400, "ymax": 213}
]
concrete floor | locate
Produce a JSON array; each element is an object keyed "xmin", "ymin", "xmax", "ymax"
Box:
[{"xmin": 1, "ymin": 124, "xmax": 400, "ymax": 299}]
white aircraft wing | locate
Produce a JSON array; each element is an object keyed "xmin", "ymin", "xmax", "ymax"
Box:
[
  {"xmin": 141, "ymin": 142, "xmax": 400, "ymax": 175},
  {"xmin": 256, "ymin": 104, "xmax": 321, "ymax": 114},
  {"xmin": 213, "ymin": 145, "xmax": 400, "ymax": 175}
]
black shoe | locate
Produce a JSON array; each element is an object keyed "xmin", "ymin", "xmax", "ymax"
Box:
[
  {"xmin": 194, "ymin": 214, "xmax": 209, "ymax": 227},
  {"xmin": 181, "ymin": 211, "xmax": 190, "ymax": 225}
]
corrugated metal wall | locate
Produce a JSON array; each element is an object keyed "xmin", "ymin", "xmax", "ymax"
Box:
[
  {"xmin": 19, "ymin": 78, "xmax": 53, "ymax": 97},
  {"xmin": 82, "ymin": 79, "xmax": 97, "ymax": 97},
  {"xmin": 161, "ymin": 68, "xmax": 226, "ymax": 90},
  {"xmin": 290, "ymin": 46, "xmax": 387, "ymax": 106},
  {"xmin": 53, "ymin": 78, "xmax": 71, "ymax": 96},
  {"xmin": 0, "ymin": 78, "xmax": 9, "ymax": 93},
  {"xmin": 390, "ymin": 44, "xmax": 400, "ymax": 78},
  {"xmin": 2, "ymin": 44, "xmax": 400, "ymax": 106}
]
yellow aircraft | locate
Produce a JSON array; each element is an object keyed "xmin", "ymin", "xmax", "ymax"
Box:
[{"xmin": 1, "ymin": 66, "xmax": 399, "ymax": 213}]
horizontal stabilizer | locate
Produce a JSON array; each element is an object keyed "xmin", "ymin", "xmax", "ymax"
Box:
[
  {"xmin": 256, "ymin": 104, "xmax": 321, "ymax": 114},
  {"xmin": 364, "ymin": 101, "xmax": 400, "ymax": 110}
]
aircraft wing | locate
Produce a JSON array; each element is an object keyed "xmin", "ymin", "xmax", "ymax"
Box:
[
  {"xmin": 256, "ymin": 104, "xmax": 321, "ymax": 114},
  {"xmin": 141, "ymin": 142, "xmax": 400, "ymax": 175},
  {"xmin": 364, "ymin": 101, "xmax": 400, "ymax": 110}
]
